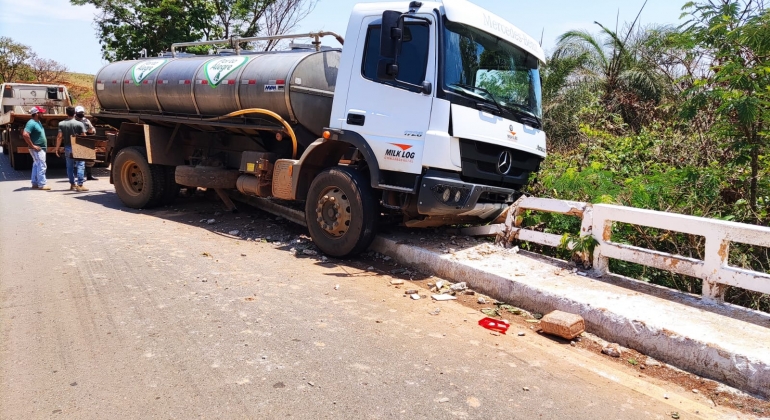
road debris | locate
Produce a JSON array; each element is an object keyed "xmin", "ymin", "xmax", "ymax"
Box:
[
  {"xmin": 602, "ymin": 343, "xmax": 622, "ymax": 358},
  {"xmin": 450, "ymin": 282, "xmax": 468, "ymax": 291},
  {"xmin": 206, "ymin": 219, "xmax": 216, "ymax": 225},
  {"xmin": 390, "ymin": 279, "xmax": 404, "ymax": 285},
  {"xmin": 481, "ymin": 308, "xmax": 499, "ymax": 317},
  {"xmin": 518, "ymin": 332, "xmax": 526, "ymax": 336},
  {"xmin": 432, "ymin": 294, "xmax": 457, "ymax": 301},
  {"xmin": 539, "ymin": 310, "xmax": 585, "ymax": 340},
  {"xmin": 477, "ymin": 297, "xmax": 487, "ymax": 304},
  {"xmin": 229, "ymin": 230, "xmax": 240, "ymax": 236},
  {"xmin": 405, "ymin": 289, "xmax": 418, "ymax": 295},
  {"xmin": 522, "ymin": 387, "xmax": 530, "ymax": 391},
  {"xmin": 429, "ymin": 308, "xmax": 441, "ymax": 316},
  {"xmin": 438, "ymin": 397, "xmax": 450, "ymax": 403},
  {"xmin": 302, "ymin": 249, "xmax": 318, "ymax": 256},
  {"xmin": 334, "ymin": 285, "xmax": 340, "ymax": 290},
  {"xmin": 410, "ymin": 294, "xmax": 420, "ymax": 300},
  {"xmin": 478, "ymin": 317, "xmax": 509, "ymax": 334}
]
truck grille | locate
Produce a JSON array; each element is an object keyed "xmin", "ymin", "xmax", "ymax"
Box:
[{"xmin": 459, "ymin": 139, "xmax": 542, "ymax": 190}]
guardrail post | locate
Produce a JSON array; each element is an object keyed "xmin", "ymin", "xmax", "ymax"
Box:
[
  {"xmin": 702, "ymin": 237, "xmax": 729, "ymax": 302},
  {"xmin": 592, "ymin": 207, "xmax": 610, "ymax": 276}
]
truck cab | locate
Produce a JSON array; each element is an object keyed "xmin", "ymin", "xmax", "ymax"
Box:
[{"xmin": 329, "ymin": 0, "xmax": 545, "ymax": 227}]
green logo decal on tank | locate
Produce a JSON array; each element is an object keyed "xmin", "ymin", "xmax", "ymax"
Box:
[
  {"xmin": 204, "ymin": 56, "xmax": 249, "ymax": 87},
  {"xmin": 132, "ymin": 59, "xmax": 167, "ymax": 85}
]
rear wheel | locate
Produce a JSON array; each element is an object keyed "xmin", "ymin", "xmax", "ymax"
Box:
[
  {"xmin": 161, "ymin": 166, "xmax": 181, "ymax": 206},
  {"xmin": 305, "ymin": 166, "xmax": 378, "ymax": 258},
  {"xmin": 113, "ymin": 146, "xmax": 166, "ymax": 208},
  {"xmin": 10, "ymin": 150, "xmax": 32, "ymax": 170}
]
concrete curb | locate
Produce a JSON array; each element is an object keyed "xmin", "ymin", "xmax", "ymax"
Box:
[{"xmin": 370, "ymin": 236, "xmax": 770, "ymax": 399}]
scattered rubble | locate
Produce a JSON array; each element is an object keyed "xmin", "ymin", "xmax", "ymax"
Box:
[
  {"xmin": 228, "ymin": 230, "xmax": 240, "ymax": 236},
  {"xmin": 602, "ymin": 343, "xmax": 622, "ymax": 358},
  {"xmin": 539, "ymin": 310, "xmax": 585, "ymax": 340},
  {"xmin": 206, "ymin": 219, "xmax": 216, "ymax": 225}
]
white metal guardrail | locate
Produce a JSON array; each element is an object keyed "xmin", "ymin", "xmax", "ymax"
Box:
[{"xmin": 462, "ymin": 197, "xmax": 770, "ymax": 302}]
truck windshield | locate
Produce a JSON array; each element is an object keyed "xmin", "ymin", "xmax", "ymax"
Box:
[{"xmin": 442, "ymin": 20, "xmax": 542, "ymax": 124}]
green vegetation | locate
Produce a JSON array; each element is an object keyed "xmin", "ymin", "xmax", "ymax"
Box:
[
  {"xmin": 70, "ymin": 0, "xmax": 319, "ymax": 60},
  {"xmin": 527, "ymin": 0, "xmax": 770, "ymax": 312}
]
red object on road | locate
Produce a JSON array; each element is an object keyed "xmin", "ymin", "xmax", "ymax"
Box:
[{"xmin": 478, "ymin": 317, "xmax": 510, "ymax": 334}]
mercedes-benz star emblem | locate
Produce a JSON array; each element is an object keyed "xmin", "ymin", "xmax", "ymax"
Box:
[{"xmin": 497, "ymin": 151, "xmax": 513, "ymax": 175}]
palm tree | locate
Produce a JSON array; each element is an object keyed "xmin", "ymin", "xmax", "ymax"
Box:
[{"xmin": 551, "ymin": 8, "xmax": 666, "ymax": 132}]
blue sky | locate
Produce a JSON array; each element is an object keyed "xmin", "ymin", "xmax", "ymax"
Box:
[{"xmin": 0, "ymin": 0, "xmax": 688, "ymax": 75}]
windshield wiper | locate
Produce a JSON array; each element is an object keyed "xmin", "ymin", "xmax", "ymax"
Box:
[
  {"xmin": 501, "ymin": 104, "xmax": 542, "ymax": 128},
  {"xmin": 450, "ymin": 83, "xmax": 504, "ymax": 115}
]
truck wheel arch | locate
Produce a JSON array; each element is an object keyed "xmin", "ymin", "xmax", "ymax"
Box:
[{"xmin": 294, "ymin": 131, "xmax": 381, "ymax": 200}]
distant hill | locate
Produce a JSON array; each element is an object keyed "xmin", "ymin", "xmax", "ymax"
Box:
[{"xmin": 62, "ymin": 72, "xmax": 98, "ymax": 113}]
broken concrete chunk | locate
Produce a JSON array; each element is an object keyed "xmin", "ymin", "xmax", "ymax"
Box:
[
  {"xmin": 410, "ymin": 294, "xmax": 420, "ymax": 300},
  {"xmin": 390, "ymin": 279, "xmax": 405, "ymax": 285},
  {"xmin": 206, "ymin": 219, "xmax": 216, "ymax": 225},
  {"xmin": 404, "ymin": 289, "xmax": 418, "ymax": 295},
  {"xmin": 477, "ymin": 297, "xmax": 487, "ymax": 304},
  {"xmin": 602, "ymin": 343, "xmax": 622, "ymax": 358},
  {"xmin": 645, "ymin": 357, "xmax": 662, "ymax": 367},
  {"xmin": 432, "ymin": 294, "xmax": 457, "ymax": 301},
  {"xmin": 539, "ymin": 310, "xmax": 585, "ymax": 340},
  {"xmin": 229, "ymin": 230, "xmax": 240, "ymax": 236},
  {"xmin": 450, "ymin": 282, "xmax": 468, "ymax": 291},
  {"xmin": 302, "ymin": 249, "xmax": 318, "ymax": 256}
]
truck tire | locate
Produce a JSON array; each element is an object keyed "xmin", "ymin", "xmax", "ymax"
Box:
[
  {"xmin": 10, "ymin": 150, "xmax": 32, "ymax": 170},
  {"xmin": 113, "ymin": 146, "xmax": 167, "ymax": 209},
  {"xmin": 174, "ymin": 165, "xmax": 239, "ymax": 189},
  {"xmin": 305, "ymin": 166, "xmax": 378, "ymax": 257},
  {"xmin": 161, "ymin": 166, "xmax": 181, "ymax": 205}
]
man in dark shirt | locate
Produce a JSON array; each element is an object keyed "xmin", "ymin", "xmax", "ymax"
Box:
[
  {"xmin": 75, "ymin": 105, "xmax": 98, "ymax": 181},
  {"xmin": 55, "ymin": 106, "xmax": 88, "ymax": 192}
]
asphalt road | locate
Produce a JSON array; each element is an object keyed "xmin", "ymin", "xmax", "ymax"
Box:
[{"xmin": 0, "ymin": 152, "xmax": 741, "ymax": 419}]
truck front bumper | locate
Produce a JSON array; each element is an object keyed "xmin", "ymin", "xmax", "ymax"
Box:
[{"xmin": 416, "ymin": 169, "xmax": 516, "ymax": 220}]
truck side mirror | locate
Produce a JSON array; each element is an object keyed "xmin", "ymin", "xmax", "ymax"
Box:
[{"xmin": 380, "ymin": 10, "xmax": 402, "ymax": 60}]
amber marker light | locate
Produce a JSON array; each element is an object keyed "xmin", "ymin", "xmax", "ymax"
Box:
[{"xmin": 323, "ymin": 130, "xmax": 331, "ymax": 140}]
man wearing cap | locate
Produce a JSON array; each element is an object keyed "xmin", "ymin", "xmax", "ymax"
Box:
[
  {"xmin": 22, "ymin": 106, "xmax": 50, "ymax": 190},
  {"xmin": 74, "ymin": 106, "xmax": 97, "ymax": 181},
  {"xmin": 55, "ymin": 106, "xmax": 88, "ymax": 192}
]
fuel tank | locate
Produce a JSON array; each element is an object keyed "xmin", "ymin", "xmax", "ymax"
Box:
[{"xmin": 94, "ymin": 50, "xmax": 340, "ymax": 137}]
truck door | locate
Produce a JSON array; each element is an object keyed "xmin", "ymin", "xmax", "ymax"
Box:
[{"xmin": 342, "ymin": 14, "xmax": 436, "ymax": 177}]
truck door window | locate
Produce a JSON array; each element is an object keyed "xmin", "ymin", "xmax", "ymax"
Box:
[{"xmin": 362, "ymin": 22, "xmax": 430, "ymax": 88}]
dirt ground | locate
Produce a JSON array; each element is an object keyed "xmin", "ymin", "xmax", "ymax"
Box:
[{"xmin": 189, "ymin": 190, "xmax": 769, "ymax": 417}]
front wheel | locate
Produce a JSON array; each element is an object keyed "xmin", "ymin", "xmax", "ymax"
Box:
[{"xmin": 305, "ymin": 166, "xmax": 378, "ymax": 258}]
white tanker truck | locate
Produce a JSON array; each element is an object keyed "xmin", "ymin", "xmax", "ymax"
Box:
[{"xmin": 93, "ymin": 0, "xmax": 547, "ymax": 257}]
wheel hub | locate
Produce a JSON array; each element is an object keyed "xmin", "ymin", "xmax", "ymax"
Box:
[
  {"xmin": 121, "ymin": 159, "xmax": 144, "ymax": 196},
  {"xmin": 315, "ymin": 187, "xmax": 352, "ymax": 238}
]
